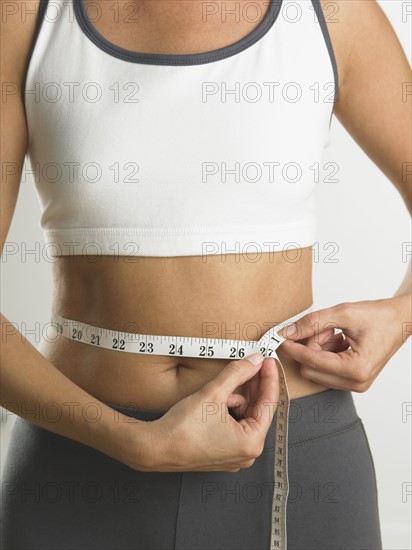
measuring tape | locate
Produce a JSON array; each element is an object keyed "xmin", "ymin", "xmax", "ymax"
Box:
[{"xmin": 49, "ymin": 304, "xmax": 313, "ymax": 550}]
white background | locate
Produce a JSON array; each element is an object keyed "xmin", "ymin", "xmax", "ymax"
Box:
[{"xmin": 1, "ymin": 1, "xmax": 411, "ymax": 548}]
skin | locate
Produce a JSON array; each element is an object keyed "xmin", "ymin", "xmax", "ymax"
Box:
[{"xmin": 1, "ymin": 0, "xmax": 411, "ymax": 474}]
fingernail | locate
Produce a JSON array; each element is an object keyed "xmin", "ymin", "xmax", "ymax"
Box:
[
  {"xmin": 280, "ymin": 323, "xmax": 297, "ymax": 338},
  {"xmin": 247, "ymin": 353, "xmax": 264, "ymax": 366}
]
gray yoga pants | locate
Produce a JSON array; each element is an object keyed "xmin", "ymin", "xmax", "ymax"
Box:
[{"xmin": 1, "ymin": 388, "xmax": 382, "ymax": 549}]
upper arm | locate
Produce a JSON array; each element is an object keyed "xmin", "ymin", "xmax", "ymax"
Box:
[
  {"xmin": 327, "ymin": 0, "xmax": 412, "ymax": 213},
  {"xmin": 1, "ymin": 0, "xmax": 41, "ymax": 254}
]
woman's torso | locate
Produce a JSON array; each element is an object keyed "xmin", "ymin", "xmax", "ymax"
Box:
[
  {"xmin": 33, "ymin": 0, "xmax": 346, "ymax": 408},
  {"xmin": 40, "ymin": 250, "xmax": 327, "ymax": 409}
]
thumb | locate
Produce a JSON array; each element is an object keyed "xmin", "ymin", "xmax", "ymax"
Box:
[
  {"xmin": 278, "ymin": 306, "xmax": 342, "ymax": 343},
  {"xmin": 203, "ymin": 353, "xmax": 265, "ymax": 401}
]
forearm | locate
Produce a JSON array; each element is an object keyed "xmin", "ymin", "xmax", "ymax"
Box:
[
  {"xmin": 390, "ymin": 258, "xmax": 412, "ymax": 329},
  {"xmin": 0, "ymin": 312, "xmax": 144, "ymax": 467},
  {"xmin": 393, "ymin": 255, "xmax": 411, "ymax": 297}
]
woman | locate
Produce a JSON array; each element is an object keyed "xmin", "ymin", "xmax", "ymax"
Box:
[{"xmin": 1, "ymin": 0, "xmax": 410, "ymax": 548}]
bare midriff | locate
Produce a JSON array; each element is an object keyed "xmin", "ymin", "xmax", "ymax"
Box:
[{"xmin": 38, "ymin": 250, "xmax": 330, "ymax": 410}]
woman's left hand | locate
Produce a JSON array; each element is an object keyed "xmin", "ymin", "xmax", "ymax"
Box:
[{"xmin": 277, "ymin": 297, "xmax": 410, "ymax": 393}]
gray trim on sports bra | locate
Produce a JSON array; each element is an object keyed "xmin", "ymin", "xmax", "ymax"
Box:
[
  {"xmin": 26, "ymin": 0, "xmax": 338, "ymax": 110},
  {"xmin": 73, "ymin": 0, "xmax": 283, "ymax": 65},
  {"xmin": 311, "ymin": 0, "xmax": 339, "ymax": 107}
]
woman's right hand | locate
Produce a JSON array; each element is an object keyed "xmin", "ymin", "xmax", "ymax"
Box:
[{"xmin": 127, "ymin": 353, "xmax": 279, "ymax": 472}]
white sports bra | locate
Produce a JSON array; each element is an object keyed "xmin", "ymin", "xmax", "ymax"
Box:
[{"xmin": 24, "ymin": 0, "xmax": 338, "ymax": 258}]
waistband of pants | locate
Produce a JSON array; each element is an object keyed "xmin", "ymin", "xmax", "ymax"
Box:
[{"xmin": 102, "ymin": 388, "xmax": 359, "ymax": 446}]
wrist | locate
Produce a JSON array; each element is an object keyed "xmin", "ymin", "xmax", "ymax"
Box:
[{"xmin": 91, "ymin": 405, "xmax": 154, "ymax": 470}]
